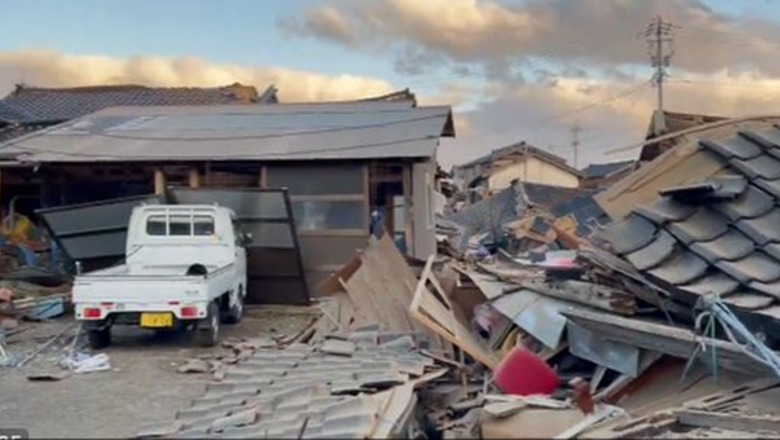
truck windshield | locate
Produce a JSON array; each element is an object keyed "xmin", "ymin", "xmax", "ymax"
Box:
[{"xmin": 146, "ymin": 214, "xmax": 215, "ymax": 236}]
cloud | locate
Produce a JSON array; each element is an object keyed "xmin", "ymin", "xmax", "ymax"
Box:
[
  {"xmin": 284, "ymin": 0, "xmax": 780, "ymax": 75},
  {"xmin": 278, "ymin": 5, "xmax": 356, "ymax": 45},
  {"xmin": 0, "ymin": 49, "xmax": 394, "ymax": 101},
  {"xmin": 441, "ymin": 70, "xmax": 780, "ymax": 169}
]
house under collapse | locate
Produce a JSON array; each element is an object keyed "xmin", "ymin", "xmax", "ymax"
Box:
[{"xmin": 0, "ymin": 98, "xmax": 455, "ymax": 304}]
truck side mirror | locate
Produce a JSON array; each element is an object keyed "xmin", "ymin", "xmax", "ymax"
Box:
[{"xmin": 242, "ymin": 232, "xmax": 253, "ymax": 246}]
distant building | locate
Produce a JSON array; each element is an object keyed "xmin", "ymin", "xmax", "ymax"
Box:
[{"xmin": 453, "ymin": 142, "xmax": 583, "ymax": 194}]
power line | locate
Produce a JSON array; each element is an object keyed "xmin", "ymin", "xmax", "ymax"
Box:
[
  {"xmin": 639, "ymin": 15, "xmax": 675, "ymax": 113},
  {"xmin": 536, "ymin": 80, "xmax": 652, "ymax": 126}
]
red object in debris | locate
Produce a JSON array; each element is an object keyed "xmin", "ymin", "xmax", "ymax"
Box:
[
  {"xmin": 570, "ymin": 377, "xmax": 595, "ymax": 414},
  {"xmin": 493, "ymin": 347, "xmax": 560, "ymax": 396}
]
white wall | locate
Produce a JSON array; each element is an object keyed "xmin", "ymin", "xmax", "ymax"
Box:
[
  {"xmin": 488, "ymin": 157, "xmax": 580, "ymax": 189},
  {"xmin": 412, "ymin": 160, "xmax": 436, "ymax": 260}
]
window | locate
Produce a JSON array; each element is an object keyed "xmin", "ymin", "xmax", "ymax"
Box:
[
  {"xmin": 193, "ymin": 216, "xmax": 215, "ymax": 236},
  {"xmin": 265, "ymin": 164, "xmax": 368, "ymax": 233},
  {"xmin": 292, "ymin": 201, "xmax": 365, "ymax": 231},
  {"xmin": 146, "ymin": 216, "xmax": 167, "ymax": 236},
  {"xmin": 145, "ymin": 214, "xmax": 215, "ymax": 236}
]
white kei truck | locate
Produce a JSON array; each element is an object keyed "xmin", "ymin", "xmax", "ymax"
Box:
[{"xmin": 72, "ymin": 204, "xmax": 250, "ymax": 348}]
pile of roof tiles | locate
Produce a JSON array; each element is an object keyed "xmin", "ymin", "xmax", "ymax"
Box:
[
  {"xmin": 136, "ymin": 330, "xmax": 442, "ymax": 439},
  {"xmin": 605, "ymin": 124, "xmax": 780, "ymax": 338}
]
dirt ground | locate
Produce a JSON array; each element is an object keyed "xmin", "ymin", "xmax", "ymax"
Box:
[{"xmin": 0, "ymin": 306, "xmax": 317, "ymax": 439}]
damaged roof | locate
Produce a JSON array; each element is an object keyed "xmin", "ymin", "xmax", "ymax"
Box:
[
  {"xmin": 0, "ymin": 101, "xmax": 455, "ymax": 163},
  {"xmin": 581, "ymin": 160, "xmax": 635, "ymax": 179},
  {"xmin": 641, "ymin": 109, "xmax": 728, "ymax": 161},
  {"xmin": 604, "ymin": 119, "xmax": 780, "ymax": 323},
  {"xmin": 0, "ymin": 83, "xmax": 270, "ymax": 124},
  {"xmin": 456, "ymin": 142, "xmax": 584, "ymax": 178},
  {"xmin": 447, "ymin": 181, "xmax": 601, "ymax": 247}
]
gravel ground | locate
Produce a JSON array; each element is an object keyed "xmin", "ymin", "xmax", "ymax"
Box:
[{"xmin": 0, "ymin": 306, "xmax": 317, "ymax": 439}]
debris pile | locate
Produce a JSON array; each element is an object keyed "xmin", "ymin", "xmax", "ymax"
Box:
[{"xmin": 138, "ymin": 118, "xmax": 780, "ymax": 438}]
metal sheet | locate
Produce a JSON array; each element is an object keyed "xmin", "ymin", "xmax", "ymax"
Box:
[
  {"xmin": 567, "ymin": 320, "xmax": 640, "ymax": 376},
  {"xmin": 491, "ymin": 289, "xmax": 570, "ymax": 349},
  {"xmin": 1, "ymin": 102, "xmax": 454, "ymax": 162},
  {"xmin": 36, "ymin": 194, "xmax": 162, "ymax": 266},
  {"xmin": 169, "ymin": 187, "xmax": 309, "ymax": 305}
]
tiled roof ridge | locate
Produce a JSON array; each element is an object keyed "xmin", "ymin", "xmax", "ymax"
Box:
[{"xmin": 10, "ymin": 82, "xmax": 251, "ymax": 96}]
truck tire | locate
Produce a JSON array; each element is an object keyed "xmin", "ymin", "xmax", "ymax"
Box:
[
  {"xmin": 223, "ymin": 288, "xmax": 244, "ymax": 324},
  {"xmin": 196, "ymin": 302, "xmax": 220, "ymax": 347},
  {"xmin": 87, "ymin": 327, "xmax": 111, "ymax": 349}
]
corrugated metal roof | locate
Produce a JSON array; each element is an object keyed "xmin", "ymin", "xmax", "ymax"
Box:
[{"xmin": 0, "ymin": 101, "xmax": 455, "ymax": 163}]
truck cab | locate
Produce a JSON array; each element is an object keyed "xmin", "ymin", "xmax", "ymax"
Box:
[{"xmin": 73, "ymin": 204, "xmax": 249, "ymax": 348}]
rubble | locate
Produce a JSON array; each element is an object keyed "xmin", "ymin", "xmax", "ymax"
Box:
[{"xmin": 128, "ymin": 118, "xmax": 780, "ymax": 438}]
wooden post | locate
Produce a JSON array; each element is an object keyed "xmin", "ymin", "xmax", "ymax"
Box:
[
  {"xmin": 258, "ymin": 165, "xmax": 267, "ymax": 188},
  {"xmin": 154, "ymin": 168, "xmax": 166, "ymax": 195},
  {"xmin": 402, "ymin": 163, "xmax": 414, "ymax": 255},
  {"xmin": 188, "ymin": 168, "xmax": 200, "ymax": 188}
]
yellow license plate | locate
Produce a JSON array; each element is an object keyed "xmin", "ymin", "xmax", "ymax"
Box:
[{"xmin": 140, "ymin": 312, "xmax": 173, "ymax": 328}]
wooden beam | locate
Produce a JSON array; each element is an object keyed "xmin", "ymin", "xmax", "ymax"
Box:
[
  {"xmin": 154, "ymin": 168, "xmax": 166, "ymax": 195},
  {"xmin": 677, "ymin": 409, "xmax": 780, "ymax": 433},
  {"xmin": 188, "ymin": 168, "xmax": 200, "ymax": 188},
  {"xmin": 522, "ymin": 280, "xmax": 637, "ymax": 315},
  {"xmin": 564, "ymin": 308, "xmax": 780, "ymax": 375}
]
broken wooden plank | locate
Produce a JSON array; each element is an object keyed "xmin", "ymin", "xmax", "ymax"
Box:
[
  {"xmin": 410, "ymin": 256, "xmax": 498, "ymax": 369},
  {"xmin": 554, "ymin": 404, "xmax": 624, "ymax": 439},
  {"xmin": 676, "ymin": 409, "xmax": 780, "ymax": 433},
  {"xmin": 524, "ymin": 280, "xmax": 636, "ymax": 316}
]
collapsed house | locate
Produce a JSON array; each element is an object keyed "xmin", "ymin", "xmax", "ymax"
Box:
[{"xmin": 0, "ymin": 90, "xmax": 455, "ymax": 305}]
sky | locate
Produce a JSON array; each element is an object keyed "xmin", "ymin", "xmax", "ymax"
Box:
[{"xmin": 2, "ymin": 0, "xmax": 780, "ymax": 169}]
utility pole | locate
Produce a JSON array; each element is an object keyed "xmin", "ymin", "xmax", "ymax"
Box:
[
  {"xmin": 570, "ymin": 125, "xmax": 582, "ymax": 169},
  {"xmin": 639, "ymin": 15, "xmax": 674, "ymax": 112}
]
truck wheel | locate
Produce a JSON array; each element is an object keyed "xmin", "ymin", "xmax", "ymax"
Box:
[
  {"xmin": 87, "ymin": 327, "xmax": 111, "ymax": 349},
  {"xmin": 196, "ymin": 302, "xmax": 220, "ymax": 347},
  {"xmin": 223, "ymin": 288, "xmax": 244, "ymax": 324}
]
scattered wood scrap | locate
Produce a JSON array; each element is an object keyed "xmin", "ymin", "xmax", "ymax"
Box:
[{"xmin": 410, "ymin": 256, "xmax": 498, "ymax": 369}]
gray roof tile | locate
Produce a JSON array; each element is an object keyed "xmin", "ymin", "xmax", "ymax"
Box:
[
  {"xmin": 754, "ymin": 178, "xmax": 780, "ymax": 198},
  {"xmin": 634, "ymin": 197, "xmax": 696, "ymax": 224},
  {"xmin": 666, "ymin": 209, "xmax": 730, "ymax": 244},
  {"xmin": 730, "ymin": 154, "xmax": 780, "ymax": 180},
  {"xmin": 626, "ymin": 230, "xmax": 677, "ymax": 270},
  {"xmin": 713, "ymin": 185, "xmax": 774, "ymax": 220},
  {"xmin": 700, "ymin": 137, "xmax": 763, "ymax": 160},
  {"xmin": 607, "ymin": 215, "xmax": 658, "ymax": 254},
  {"xmin": 764, "ymin": 243, "xmax": 780, "ymax": 261},
  {"xmin": 738, "ymin": 129, "xmax": 780, "ymax": 156},
  {"xmin": 734, "ymin": 208, "xmax": 780, "ymax": 245},
  {"xmin": 749, "ymin": 280, "xmax": 780, "ymax": 299},
  {"xmin": 647, "ymin": 250, "xmax": 708, "ymax": 285},
  {"xmin": 689, "ymin": 230, "xmax": 755, "ymax": 262},
  {"xmin": 680, "ymin": 272, "xmax": 740, "ymax": 296},
  {"xmin": 659, "ymin": 176, "xmax": 747, "ymax": 202},
  {"xmin": 722, "ymin": 292, "xmax": 776, "ymax": 310},
  {"xmin": 715, "ymin": 252, "xmax": 780, "ymax": 283}
]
